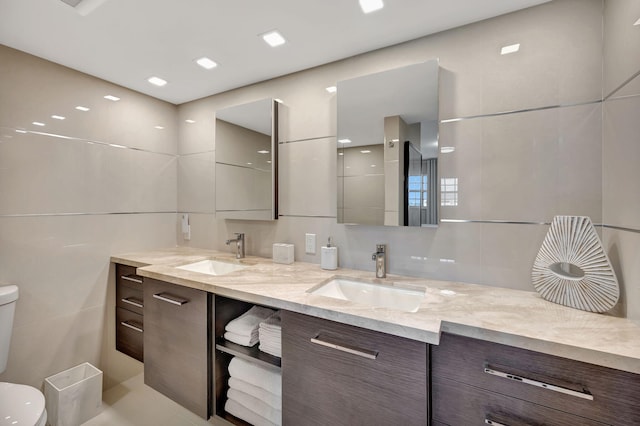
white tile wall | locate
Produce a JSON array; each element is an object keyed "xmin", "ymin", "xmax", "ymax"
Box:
[{"xmin": 0, "ymin": 45, "xmax": 178, "ymax": 390}]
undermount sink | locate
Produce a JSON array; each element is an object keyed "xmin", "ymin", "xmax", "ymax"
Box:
[
  {"xmin": 176, "ymin": 259, "xmax": 248, "ymax": 276},
  {"xmin": 309, "ymin": 277, "xmax": 425, "ymax": 313}
]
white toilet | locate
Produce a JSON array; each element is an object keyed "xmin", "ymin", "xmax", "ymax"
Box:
[{"xmin": 0, "ymin": 285, "xmax": 47, "ymax": 426}]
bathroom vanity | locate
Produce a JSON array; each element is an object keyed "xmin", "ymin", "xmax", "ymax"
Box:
[{"xmin": 111, "ymin": 247, "xmax": 640, "ymax": 425}]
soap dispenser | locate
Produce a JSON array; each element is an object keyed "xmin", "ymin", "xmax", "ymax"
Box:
[{"xmin": 321, "ymin": 237, "xmax": 338, "ymax": 270}]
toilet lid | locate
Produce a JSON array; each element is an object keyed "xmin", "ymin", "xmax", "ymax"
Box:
[{"xmin": 0, "ymin": 382, "xmax": 46, "ymax": 424}]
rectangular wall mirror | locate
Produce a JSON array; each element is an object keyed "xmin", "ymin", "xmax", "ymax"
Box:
[
  {"xmin": 215, "ymin": 98, "xmax": 278, "ymax": 220},
  {"xmin": 337, "ymin": 60, "xmax": 439, "ymax": 227}
]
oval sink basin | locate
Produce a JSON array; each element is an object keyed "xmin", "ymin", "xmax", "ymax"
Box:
[
  {"xmin": 309, "ymin": 278, "xmax": 425, "ymax": 313},
  {"xmin": 176, "ymin": 259, "xmax": 247, "ymax": 276}
]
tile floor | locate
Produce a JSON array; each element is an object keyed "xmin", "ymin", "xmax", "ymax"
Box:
[{"xmin": 83, "ymin": 373, "xmax": 220, "ymax": 426}]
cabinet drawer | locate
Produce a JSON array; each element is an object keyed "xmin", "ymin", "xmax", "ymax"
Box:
[
  {"xmin": 116, "ymin": 307, "xmax": 143, "ymax": 362},
  {"xmin": 432, "ymin": 376, "xmax": 605, "ymax": 426},
  {"xmin": 143, "ymin": 278, "xmax": 210, "ymax": 419},
  {"xmin": 282, "ymin": 311, "xmax": 427, "ymax": 425},
  {"xmin": 431, "ymin": 333, "xmax": 640, "ymax": 425},
  {"xmin": 116, "ymin": 264, "xmax": 143, "ymax": 290},
  {"xmin": 116, "ymin": 280, "xmax": 143, "ymax": 315}
]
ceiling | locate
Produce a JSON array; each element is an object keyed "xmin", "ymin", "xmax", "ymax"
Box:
[{"xmin": 0, "ymin": 0, "xmax": 550, "ymax": 105}]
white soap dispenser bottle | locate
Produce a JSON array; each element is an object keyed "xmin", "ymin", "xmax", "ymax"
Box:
[{"xmin": 321, "ymin": 237, "xmax": 338, "ymax": 270}]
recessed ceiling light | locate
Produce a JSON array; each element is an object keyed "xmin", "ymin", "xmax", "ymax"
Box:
[
  {"xmin": 359, "ymin": 0, "xmax": 384, "ymax": 14},
  {"xmin": 501, "ymin": 43, "xmax": 520, "ymax": 55},
  {"xmin": 195, "ymin": 57, "xmax": 218, "ymax": 70},
  {"xmin": 262, "ymin": 30, "xmax": 286, "ymax": 47},
  {"xmin": 634, "ymin": 18, "xmax": 640, "ymax": 26},
  {"xmin": 247, "ymin": 162, "xmax": 253, "ymax": 165},
  {"xmin": 326, "ymin": 86, "xmax": 337, "ymax": 93},
  {"xmin": 440, "ymin": 147, "xmax": 456, "ymax": 154},
  {"xmin": 154, "ymin": 126, "xmax": 164, "ymax": 130},
  {"xmin": 185, "ymin": 119, "xmax": 196, "ymax": 124},
  {"xmin": 360, "ymin": 150, "xmax": 371, "ymax": 154},
  {"xmin": 338, "ymin": 152, "xmax": 344, "ymax": 156},
  {"xmin": 75, "ymin": 106, "xmax": 90, "ymax": 111},
  {"xmin": 104, "ymin": 95, "xmax": 120, "ymax": 101},
  {"xmin": 338, "ymin": 138, "xmax": 351, "ymax": 144},
  {"xmin": 147, "ymin": 76, "xmax": 168, "ymax": 87},
  {"xmin": 32, "ymin": 121, "xmax": 45, "ymax": 126},
  {"xmin": 370, "ymin": 164, "xmax": 376, "ymax": 167},
  {"xmin": 51, "ymin": 115, "xmax": 66, "ymax": 120},
  {"xmin": 257, "ymin": 150, "xmax": 270, "ymax": 154}
]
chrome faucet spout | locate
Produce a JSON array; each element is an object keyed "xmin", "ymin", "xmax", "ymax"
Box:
[
  {"xmin": 372, "ymin": 244, "xmax": 386, "ymax": 278},
  {"xmin": 226, "ymin": 232, "xmax": 245, "ymax": 259}
]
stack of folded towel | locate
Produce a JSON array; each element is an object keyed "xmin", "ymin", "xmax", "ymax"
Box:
[
  {"xmin": 225, "ymin": 306, "xmax": 275, "ymax": 347},
  {"xmin": 225, "ymin": 356, "xmax": 282, "ymax": 426},
  {"xmin": 258, "ymin": 311, "xmax": 281, "ymax": 358}
]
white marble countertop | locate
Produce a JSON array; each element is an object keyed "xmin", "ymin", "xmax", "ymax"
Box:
[{"xmin": 111, "ymin": 247, "xmax": 640, "ymax": 374}]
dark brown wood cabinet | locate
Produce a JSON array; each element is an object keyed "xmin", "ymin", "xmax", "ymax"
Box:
[
  {"xmin": 143, "ymin": 278, "xmax": 211, "ymax": 419},
  {"xmin": 431, "ymin": 333, "xmax": 640, "ymax": 426},
  {"xmin": 282, "ymin": 310, "xmax": 428, "ymax": 426},
  {"xmin": 115, "ymin": 263, "xmax": 144, "ymax": 361}
]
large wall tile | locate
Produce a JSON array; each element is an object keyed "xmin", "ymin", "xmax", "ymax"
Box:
[
  {"xmin": 0, "ymin": 131, "xmax": 177, "ymax": 214},
  {"xmin": 0, "ymin": 46, "xmax": 177, "ymax": 154},
  {"xmin": 439, "ymin": 104, "xmax": 602, "ymax": 222}
]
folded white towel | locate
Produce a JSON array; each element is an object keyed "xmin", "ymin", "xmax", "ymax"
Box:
[
  {"xmin": 228, "ymin": 388, "xmax": 282, "ymax": 425},
  {"xmin": 228, "ymin": 356, "xmax": 282, "ymax": 396},
  {"xmin": 226, "ymin": 306, "xmax": 275, "ymax": 336},
  {"xmin": 259, "ymin": 343, "xmax": 281, "ymax": 358},
  {"xmin": 225, "ymin": 330, "xmax": 258, "ymax": 347},
  {"xmin": 259, "ymin": 311, "xmax": 281, "ymax": 331},
  {"xmin": 225, "ymin": 398, "xmax": 277, "ymax": 426},
  {"xmin": 229, "ymin": 377, "xmax": 282, "ymax": 410}
]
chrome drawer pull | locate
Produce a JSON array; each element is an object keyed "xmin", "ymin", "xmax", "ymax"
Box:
[
  {"xmin": 310, "ymin": 334, "xmax": 378, "ymax": 360},
  {"xmin": 153, "ymin": 292, "xmax": 189, "ymax": 306},
  {"xmin": 485, "ymin": 419, "xmax": 508, "ymax": 426},
  {"xmin": 121, "ymin": 274, "xmax": 143, "ymax": 284},
  {"xmin": 120, "ymin": 320, "xmax": 143, "ymax": 333},
  {"xmin": 484, "ymin": 366, "xmax": 594, "ymax": 401},
  {"xmin": 121, "ymin": 297, "xmax": 143, "ymax": 308}
]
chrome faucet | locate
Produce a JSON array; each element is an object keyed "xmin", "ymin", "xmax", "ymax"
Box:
[
  {"xmin": 371, "ymin": 244, "xmax": 386, "ymax": 278},
  {"xmin": 226, "ymin": 233, "xmax": 245, "ymax": 259}
]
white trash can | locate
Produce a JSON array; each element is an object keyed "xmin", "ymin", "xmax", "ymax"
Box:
[{"xmin": 44, "ymin": 362, "xmax": 102, "ymax": 426}]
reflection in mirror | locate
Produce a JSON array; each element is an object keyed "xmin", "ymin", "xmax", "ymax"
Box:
[
  {"xmin": 215, "ymin": 98, "xmax": 278, "ymax": 220},
  {"xmin": 337, "ymin": 60, "xmax": 439, "ymax": 226}
]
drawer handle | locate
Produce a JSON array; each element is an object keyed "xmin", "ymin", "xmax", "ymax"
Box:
[
  {"xmin": 484, "ymin": 366, "xmax": 594, "ymax": 401},
  {"xmin": 153, "ymin": 292, "xmax": 189, "ymax": 306},
  {"xmin": 310, "ymin": 334, "xmax": 378, "ymax": 360},
  {"xmin": 121, "ymin": 297, "xmax": 143, "ymax": 308},
  {"xmin": 120, "ymin": 320, "xmax": 143, "ymax": 333},
  {"xmin": 485, "ymin": 419, "xmax": 509, "ymax": 426},
  {"xmin": 121, "ymin": 274, "xmax": 143, "ymax": 284}
]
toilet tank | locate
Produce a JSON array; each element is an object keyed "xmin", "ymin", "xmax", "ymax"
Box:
[{"xmin": 0, "ymin": 285, "xmax": 19, "ymax": 374}]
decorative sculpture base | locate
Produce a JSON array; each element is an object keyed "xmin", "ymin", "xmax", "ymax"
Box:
[{"xmin": 531, "ymin": 216, "xmax": 619, "ymax": 313}]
